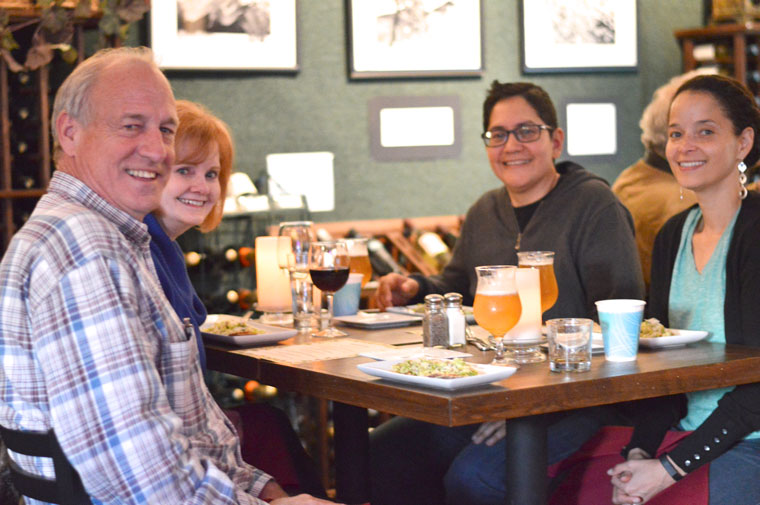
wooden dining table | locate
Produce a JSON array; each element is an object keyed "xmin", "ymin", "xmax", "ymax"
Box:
[{"xmin": 205, "ymin": 325, "xmax": 760, "ymax": 505}]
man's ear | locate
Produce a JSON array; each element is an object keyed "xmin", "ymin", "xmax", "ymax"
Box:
[{"xmin": 56, "ymin": 111, "xmax": 80, "ymax": 156}]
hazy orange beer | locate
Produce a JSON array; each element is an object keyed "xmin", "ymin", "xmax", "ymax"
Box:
[
  {"xmin": 344, "ymin": 238, "xmax": 373, "ymax": 287},
  {"xmin": 518, "ymin": 251, "xmax": 558, "ymax": 314},
  {"xmin": 474, "ymin": 265, "xmax": 522, "ymax": 366},
  {"xmin": 473, "ymin": 292, "xmax": 522, "ymax": 338}
]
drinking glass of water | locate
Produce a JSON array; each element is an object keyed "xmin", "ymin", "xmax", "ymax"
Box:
[{"xmin": 545, "ymin": 318, "xmax": 593, "ymax": 372}]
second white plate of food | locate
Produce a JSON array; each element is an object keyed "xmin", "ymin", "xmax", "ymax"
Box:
[
  {"xmin": 357, "ymin": 358, "xmax": 516, "ymax": 390},
  {"xmin": 334, "ymin": 312, "xmax": 421, "ymax": 329},
  {"xmin": 201, "ymin": 314, "xmax": 297, "ymax": 346},
  {"xmin": 387, "ymin": 304, "xmax": 477, "ymax": 324},
  {"xmin": 638, "ymin": 329, "xmax": 709, "ymax": 348}
]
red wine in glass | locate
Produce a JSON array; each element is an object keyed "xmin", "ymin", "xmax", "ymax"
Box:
[{"xmin": 310, "ymin": 267, "xmax": 350, "ymax": 293}]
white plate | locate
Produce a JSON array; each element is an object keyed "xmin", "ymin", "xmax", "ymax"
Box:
[
  {"xmin": 201, "ymin": 314, "xmax": 297, "ymax": 347},
  {"xmin": 357, "ymin": 359, "xmax": 516, "ymax": 390},
  {"xmin": 638, "ymin": 329, "xmax": 709, "ymax": 348},
  {"xmin": 334, "ymin": 312, "xmax": 421, "ymax": 329},
  {"xmin": 359, "ymin": 347, "xmax": 472, "ymax": 361},
  {"xmin": 387, "ymin": 304, "xmax": 477, "ymax": 324}
]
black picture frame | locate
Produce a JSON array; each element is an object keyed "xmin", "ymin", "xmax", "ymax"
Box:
[{"xmin": 520, "ymin": 0, "xmax": 637, "ymax": 74}]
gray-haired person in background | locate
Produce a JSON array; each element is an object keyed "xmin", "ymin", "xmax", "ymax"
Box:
[{"xmin": 612, "ymin": 71, "xmax": 712, "ymax": 288}]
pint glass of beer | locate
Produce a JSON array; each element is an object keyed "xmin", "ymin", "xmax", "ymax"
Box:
[
  {"xmin": 343, "ymin": 238, "xmax": 373, "ymax": 287},
  {"xmin": 517, "ymin": 251, "xmax": 558, "ymax": 315}
]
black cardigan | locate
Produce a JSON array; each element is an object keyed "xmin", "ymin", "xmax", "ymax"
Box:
[{"xmin": 627, "ymin": 192, "xmax": 760, "ymax": 473}]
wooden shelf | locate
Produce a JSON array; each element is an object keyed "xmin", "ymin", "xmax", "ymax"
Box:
[
  {"xmin": 0, "ymin": 188, "xmax": 45, "ymax": 199},
  {"xmin": 674, "ymin": 24, "xmax": 760, "ymax": 91}
]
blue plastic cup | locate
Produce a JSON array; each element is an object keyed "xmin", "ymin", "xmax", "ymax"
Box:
[
  {"xmin": 333, "ymin": 273, "xmax": 364, "ymax": 317},
  {"xmin": 595, "ymin": 299, "xmax": 646, "ymax": 362}
]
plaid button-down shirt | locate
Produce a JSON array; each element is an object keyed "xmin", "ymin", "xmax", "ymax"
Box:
[{"xmin": 0, "ymin": 172, "xmax": 272, "ymax": 504}]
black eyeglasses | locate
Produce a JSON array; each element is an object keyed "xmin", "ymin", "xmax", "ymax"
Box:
[{"xmin": 481, "ymin": 124, "xmax": 553, "ymax": 147}]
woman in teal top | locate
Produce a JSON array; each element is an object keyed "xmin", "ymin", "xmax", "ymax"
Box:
[{"xmin": 609, "ymin": 75, "xmax": 760, "ymax": 504}]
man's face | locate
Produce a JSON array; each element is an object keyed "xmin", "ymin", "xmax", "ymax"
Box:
[{"xmin": 62, "ymin": 62, "xmax": 178, "ymax": 220}]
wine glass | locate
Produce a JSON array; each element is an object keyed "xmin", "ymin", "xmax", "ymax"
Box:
[
  {"xmin": 278, "ymin": 221, "xmax": 316, "ymax": 331},
  {"xmin": 342, "ymin": 237, "xmax": 373, "ymax": 287},
  {"xmin": 309, "ymin": 241, "xmax": 350, "ymax": 337},
  {"xmin": 278, "ymin": 221, "xmax": 314, "ymax": 272},
  {"xmin": 517, "ymin": 251, "xmax": 558, "ymax": 315},
  {"xmin": 473, "ymin": 265, "xmax": 522, "ymax": 366}
]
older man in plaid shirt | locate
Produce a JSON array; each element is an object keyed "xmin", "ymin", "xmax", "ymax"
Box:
[{"xmin": 0, "ymin": 47, "xmax": 337, "ymax": 505}]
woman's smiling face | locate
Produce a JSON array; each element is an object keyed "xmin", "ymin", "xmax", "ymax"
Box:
[
  {"xmin": 157, "ymin": 141, "xmax": 221, "ymax": 239},
  {"xmin": 666, "ymin": 90, "xmax": 753, "ymax": 196},
  {"xmin": 485, "ymin": 96, "xmax": 563, "ymax": 204}
]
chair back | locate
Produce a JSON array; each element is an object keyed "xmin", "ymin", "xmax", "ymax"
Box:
[{"xmin": 0, "ymin": 425, "xmax": 91, "ymax": 505}]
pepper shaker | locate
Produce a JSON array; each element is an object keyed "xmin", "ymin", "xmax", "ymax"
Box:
[
  {"xmin": 444, "ymin": 292, "xmax": 466, "ymax": 348},
  {"xmin": 422, "ymin": 294, "xmax": 448, "ymax": 348}
]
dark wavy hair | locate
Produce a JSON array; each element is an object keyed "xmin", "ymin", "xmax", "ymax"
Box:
[
  {"xmin": 673, "ymin": 74, "xmax": 760, "ymax": 166},
  {"xmin": 482, "ymin": 81, "xmax": 558, "ymax": 132}
]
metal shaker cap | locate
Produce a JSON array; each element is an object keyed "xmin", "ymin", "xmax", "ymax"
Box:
[
  {"xmin": 443, "ymin": 292, "xmax": 463, "ymax": 307},
  {"xmin": 424, "ymin": 293, "xmax": 444, "ymax": 308}
]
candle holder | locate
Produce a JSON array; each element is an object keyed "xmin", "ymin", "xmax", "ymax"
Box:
[
  {"xmin": 502, "ymin": 267, "xmax": 545, "ymax": 364},
  {"xmin": 255, "ymin": 236, "xmax": 293, "ymax": 325}
]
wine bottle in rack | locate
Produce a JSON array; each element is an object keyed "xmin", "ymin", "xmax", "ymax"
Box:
[
  {"xmin": 184, "ymin": 249, "xmax": 207, "ymax": 270},
  {"xmin": 316, "ymin": 228, "xmax": 334, "ymax": 241},
  {"xmin": 215, "ymin": 246, "xmax": 240, "ymax": 272},
  {"xmin": 367, "ymin": 237, "xmax": 405, "ymax": 277},
  {"xmin": 435, "ymin": 225, "xmax": 458, "ymax": 251},
  {"xmin": 403, "ymin": 220, "xmax": 453, "ymax": 270},
  {"xmin": 236, "ymin": 288, "xmax": 256, "ymax": 311},
  {"xmin": 238, "ymin": 246, "xmax": 255, "ymax": 268},
  {"xmin": 203, "ymin": 289, "xmax": 243, "ymax": 314},
  {"xmin": 12, "ymin": 172, "xmax": 36, "ymax": 190}
]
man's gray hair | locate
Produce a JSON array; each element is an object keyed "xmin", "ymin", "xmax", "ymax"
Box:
[
  {"xmin": 640, "ymin": 68, "xmax": 715, "ymax": 157},
  {"xmin": 51, "ymin": 46, "xmax": 162, "ymax": 159}
]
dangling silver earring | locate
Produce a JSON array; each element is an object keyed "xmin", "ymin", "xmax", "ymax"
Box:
[
  {"xmin": 679, "ymin": 186, "xmax": 684, "ymax": 201},
  {"xmin": 739, "ymin": 161, "xmax": 748, "ymax": 200}
]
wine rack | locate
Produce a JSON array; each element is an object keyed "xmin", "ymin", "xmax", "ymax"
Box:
[
  {"xmin": 675, "ymin": 23, "xmax": 760, "ymax": 96},
  {"xmin": 0, "ymin": 10, "xmax": 91, "ymax": 255}
]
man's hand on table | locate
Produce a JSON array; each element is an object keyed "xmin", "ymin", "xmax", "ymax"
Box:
[
  {"xmin": 374, "ymin": 273, "xmax": 420, "ymax": 310},
  {"xmin": 270, "ymin": 495, "xmax": 345, "ymax": 505},
  {"xmin": 471, "ymin": 421, "xmax": 506, "ymax": 446},
  {"xmin": 263, "ymin": 481, "xmax": 345, "ymax": 505}
]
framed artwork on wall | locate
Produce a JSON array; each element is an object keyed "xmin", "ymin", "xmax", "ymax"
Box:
[
  {"xmin": 558, "ymin": 97, "xmax": 621, "ymax": 164},
  {"xmin": 150, "ymin": 0, "xmax": 298, "ymax": 71},
  {"xmin": 368, "ymin": 95, "xmax": 462, "ymax": 161},
  {"xmin": 347, "ymin": 0, "xmax": 483, "ymax": 79},
  {"xmin": 520, "ymin": 0, "xmax": 637, "ymax": 73}
]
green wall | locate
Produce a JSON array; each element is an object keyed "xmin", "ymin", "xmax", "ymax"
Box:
[{"xmin": 160, "ymin": 0, "xmax": 703, "ymax": 223}]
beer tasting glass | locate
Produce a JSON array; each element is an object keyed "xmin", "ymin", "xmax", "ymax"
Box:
[
  {"xmin": 278, "ymin": 221, "xmax": 317, "ymax": 331},
  {"xmin": 342, "ymin": 237, "xmax": 373, "ymax": 287},
  {"xmin": 473, "ymin": 265, "xmax": 523, "ymax": 366},
  {"xmin": 309, "ymin": 241, "xmax": 350, "ymax": 337},
  {"xmin": 517, "ymin": 251, "xmax": 558, "ymax": 315}
]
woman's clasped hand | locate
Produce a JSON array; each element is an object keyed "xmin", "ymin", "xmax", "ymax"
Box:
[{"xmin": 608, "ymin": 456, "xmax": 677, "ymax": 504}]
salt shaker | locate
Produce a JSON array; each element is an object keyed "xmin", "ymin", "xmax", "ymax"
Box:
[
  {"xmin": 444, "ymin": 292, "xmax": 466, "ymax": 348},
  {"xmin": 422, "ymin": 294, "xmax": 448, "ymax": 348}
]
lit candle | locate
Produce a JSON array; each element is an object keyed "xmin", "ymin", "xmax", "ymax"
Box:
[
  {"xmin": 506, "ymin": 267, "xmax": 542, "ymax": 341},
  {"xmin": 255, "ymin": 236, "xmax": 292, "ymax": 314}
]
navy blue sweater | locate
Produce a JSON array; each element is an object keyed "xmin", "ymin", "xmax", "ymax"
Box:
[{"xmin": 145, "ymin": 213, "xmax": 207, "ymax": 369}]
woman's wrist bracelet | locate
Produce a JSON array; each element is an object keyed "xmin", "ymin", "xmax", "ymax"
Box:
[{"xmin": 659, "ymin": 453, "xmax": 684, "ymax": 481}]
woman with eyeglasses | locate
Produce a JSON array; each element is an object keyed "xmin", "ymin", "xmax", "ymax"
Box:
[{"xmin": 370, "ymin": 81, "xmax": 645, "ymax": 505}]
